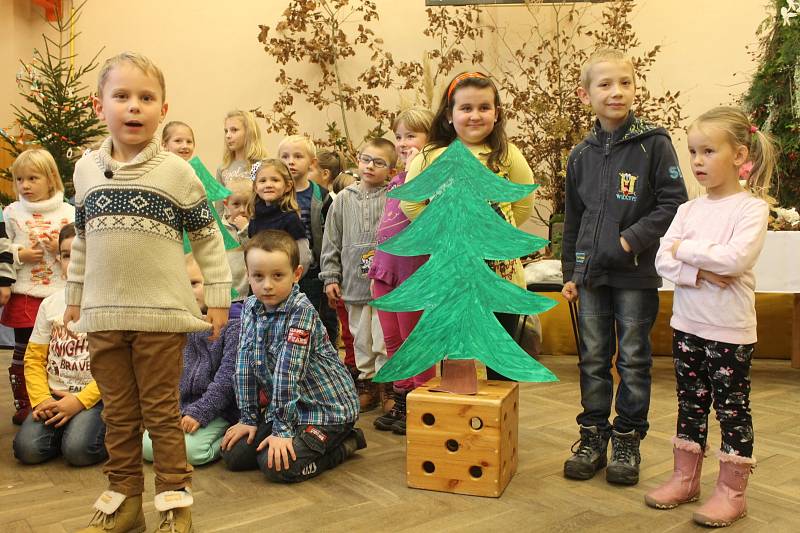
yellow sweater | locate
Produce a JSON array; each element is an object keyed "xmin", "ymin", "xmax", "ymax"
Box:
[{"xmin": 400, "ymin": 142, "xmax": 534, "ymax": 288}]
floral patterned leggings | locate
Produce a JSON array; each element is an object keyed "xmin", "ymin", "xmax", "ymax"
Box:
[{"xmin": 673, "ymin": 330, "xmax": 754, "ymax": 458}]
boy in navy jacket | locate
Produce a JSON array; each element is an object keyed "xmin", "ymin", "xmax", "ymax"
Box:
[{"xmin": 561, "ymin": 49, "xmax": 687, "ymax": 486}]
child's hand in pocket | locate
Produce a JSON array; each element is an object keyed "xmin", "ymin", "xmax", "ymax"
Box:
[{"xmin": 562, "ymin": 281, "xmax": 579, "ymax": 303}]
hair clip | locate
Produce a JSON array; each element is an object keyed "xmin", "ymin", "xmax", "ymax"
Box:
[
  {"xmin": 749, "ymin": 125, "xmax": 758, "ymax": 134},
  {"xmin": 249, "ymin": 160, "xmax": 262, "ymax": 181}
]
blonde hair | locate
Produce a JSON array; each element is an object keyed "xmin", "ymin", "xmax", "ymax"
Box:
[
  {"xmin": 580, "ymin": 48, "xmax": 636, "ymax": 89},
  {"xmin": 10, "ymin": 149, "xmax": 64, "ymax": 199},
  {"xmin": 225, "ymin": 177, "xmax": 255, "ymax": 218},
  {"xmin": 98, "ymin": 51, "xmax": 166, "ymax": 99},
  {"xmin": 221, "ymin": 110, "xmax": 267, "ymax": 168},
  {"xmin": 249, "ymin": 159, "xmax": 299, "ymax": 216},
  {"xmin": 277, "ymin": 135, "xmax": 317, "ymax": 159},
  {"xmin": 690, "ymin": 106, "xmax": 776, "ymax": 200},
  {"xmin": 392, "ymin": 107, "xmax": 434, "ymax": 135},
  {"xmin": 162, "ymin": 121, "xmax": 194, "ymax": 144}
]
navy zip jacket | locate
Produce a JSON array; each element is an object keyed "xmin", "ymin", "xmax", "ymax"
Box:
[{"xmin": 562, "ymin": 112, "xmax": 688, "ymax": 289}]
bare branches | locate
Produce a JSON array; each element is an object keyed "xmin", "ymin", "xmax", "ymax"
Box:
[
  {"xmin": 255, "ymin": 0, "xmax": 682, "ymax": 201},
  {"xmin": 256, "ymin": 1, "xmax": 482, "ymax": 159}
]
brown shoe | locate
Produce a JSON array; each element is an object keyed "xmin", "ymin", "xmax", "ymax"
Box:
[
  {"xmin": 381, "ymin": 382, "xmax": 395, "ymax": 413},
  {"xmin": 154, "ymin": 489, "xmax": 193, "ymax": 532},
  {"xmin": 356, "ymin": 379, "xmax": 379, "ymax": 412},
  {"xmin": 77, "ymin": 491, "xmax": 145, "ymax": 533}
]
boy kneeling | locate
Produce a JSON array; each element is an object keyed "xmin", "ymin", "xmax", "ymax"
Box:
[{"xmin": 221, "ymin": 229, "xmax": 365, "ymax": 481}]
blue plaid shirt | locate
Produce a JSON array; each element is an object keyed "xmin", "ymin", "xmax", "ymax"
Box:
[{"xmin": 235, "ymin": 285, "xmax": 359, "ymax": 437}]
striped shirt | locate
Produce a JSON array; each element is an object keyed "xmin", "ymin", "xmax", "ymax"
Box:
[{"xmin": 235, "ymin": 285, "xmax": 358, "ymax": 437}]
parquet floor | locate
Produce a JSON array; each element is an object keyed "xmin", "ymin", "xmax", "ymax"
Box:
[{"xmin": 1, "ymin": 349, "xmax": 798, "ymax": 532}]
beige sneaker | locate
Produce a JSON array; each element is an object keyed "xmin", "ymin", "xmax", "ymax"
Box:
[
  {"xmin": 154, "ymin": 489, "xmax": 193, "ymax": 533},
  {"xmin": 77, "ymin": 491, "xmax": 145, "ymax": 533}
]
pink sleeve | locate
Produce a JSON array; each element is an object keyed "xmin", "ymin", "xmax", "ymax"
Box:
[
  {"xmin": 675, "ymin": 201, "xmax": 768, "ymax": 276},
  {"xmin": 655, "ymin": 204, "xmax": 699, "ymax": 286}
]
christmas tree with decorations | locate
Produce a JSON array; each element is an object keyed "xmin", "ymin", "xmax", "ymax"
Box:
[
  {"xmin": 744, "ymin": 0, "xmax": 800, "ymax": 208},
  {"xmin": 1, "ymin": 1, "xmax": 105, "ymax": 200},
  {"xmin": 372, "ymin": 140, "xmax": 557, "ymax": 385}
]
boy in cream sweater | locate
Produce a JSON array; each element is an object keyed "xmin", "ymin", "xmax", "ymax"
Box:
[{"xmin": 65, "ymin": 52, "xmax": 231, "ymax": 533}]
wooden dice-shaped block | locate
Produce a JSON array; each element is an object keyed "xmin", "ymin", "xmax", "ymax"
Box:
[{"xmin": 406, "ymin": 377, "xmax": 519, "ymax": 497}]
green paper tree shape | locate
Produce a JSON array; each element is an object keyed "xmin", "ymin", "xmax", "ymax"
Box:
[
  {"xmin": 182, "ymin": 157, "xmax": 241, "ymax": 298},
  {"xmin": 372, "ymin": 140, "xmax": 558, "ymax": 383},
  {"xmin": 182, "ymin": 156, "xmax": 239, "ymax": 252}
]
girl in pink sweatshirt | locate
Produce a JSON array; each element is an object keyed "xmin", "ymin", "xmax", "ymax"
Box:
[{"xmin": 648, "ymin": 107, "xmax": 776, "ymax": 528}]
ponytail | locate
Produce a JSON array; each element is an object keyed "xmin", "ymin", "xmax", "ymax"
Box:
[{"xmin": 747, "ymin": 128, "xmax": 776, "ymax": 200}]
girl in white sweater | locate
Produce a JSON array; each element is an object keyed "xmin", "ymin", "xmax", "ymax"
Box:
[
  {"xmin": 2, "ymin": 149, "xmax": 74, "ymax": 425},
  {"xmin": 649, "ymin": 107, "xmax": 775, "ymax": 527}
]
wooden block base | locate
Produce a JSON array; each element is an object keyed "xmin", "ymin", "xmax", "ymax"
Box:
[{"xmin": 406, "ymin": 377, "xmax": 519, "ymax": 497}]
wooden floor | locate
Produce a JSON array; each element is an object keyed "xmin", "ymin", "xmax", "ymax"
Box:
[{"xmin": 1, "ymin": 350, "xmax": 798, "ymax": 532}]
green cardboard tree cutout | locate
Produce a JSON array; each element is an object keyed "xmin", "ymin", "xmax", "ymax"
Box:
[
  {"xmin": 182, "ymin": 157, "xmax": 241, "ymax": 298},
  {"xmin": 182, "ymin": 156, "xmax": 239, "ymax": 252},
  {"xmin": 372, "ymin": 141, "xmax": 558, "ymax": 384}
]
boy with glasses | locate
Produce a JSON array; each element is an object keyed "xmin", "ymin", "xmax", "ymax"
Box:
[{"xmin": 320, "ymin": 138, "xmax": 394, "ymax": 410}]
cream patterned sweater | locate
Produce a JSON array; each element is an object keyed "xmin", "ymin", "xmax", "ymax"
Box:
[{"xmin": 66, "ymin": 137, "xmax": 231, "ymax": 333}]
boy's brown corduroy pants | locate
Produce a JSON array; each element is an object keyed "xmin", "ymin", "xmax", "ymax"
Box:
[{"xmin": 88, "ymin": 330, "xmax": 192, "ymax": 496}]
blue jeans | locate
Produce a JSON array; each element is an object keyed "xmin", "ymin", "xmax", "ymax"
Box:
[
  {"xmin": 576, "ymin": 286, "xmax": 658, "ymax": 438},
  {"xmin": 13, "ymin": 402, "xmax": 107, "ymax": 466}
]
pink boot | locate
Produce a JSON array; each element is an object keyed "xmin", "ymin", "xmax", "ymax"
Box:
[
  {"xmin": 644, "ymin": 437, "xmax": 705, "ymax": 509},
  {"xmin": 692, "ymin": 453, "xmax": 755, "ymax": 527}
]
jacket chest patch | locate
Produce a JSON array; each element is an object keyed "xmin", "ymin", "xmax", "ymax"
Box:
[
  {"xmin": 287, "ymin": 327, "xmax": 310, "ymax": 346},
  {"xmin": 616, "ymin": 172, "xmax": 639, "ymax": 202}
]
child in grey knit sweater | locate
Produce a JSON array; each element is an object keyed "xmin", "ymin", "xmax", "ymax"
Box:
[{"xmin": 320, "ymin": 138, "xmax": 394, "ymax": 410}]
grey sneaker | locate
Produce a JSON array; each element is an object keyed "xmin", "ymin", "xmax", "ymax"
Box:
[
  {"xmin": 564, "ymin": 425, "xmax": 609, "ymax": 480},
  {"xmin": 606, "ymin": 429, "xmax": 641, "ymax": 485}
]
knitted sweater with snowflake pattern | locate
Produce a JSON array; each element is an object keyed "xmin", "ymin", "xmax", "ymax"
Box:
[{"xmin": 66, "ymin": 136, "xmax": 231, "ymax": 333}]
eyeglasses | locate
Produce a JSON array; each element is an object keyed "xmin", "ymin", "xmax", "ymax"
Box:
[{"xmin": 357, "ymin": 154, "xmax": 389, "ymax": 169}]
